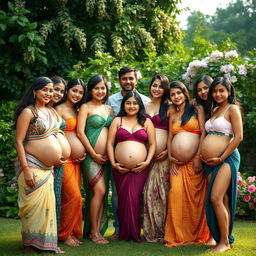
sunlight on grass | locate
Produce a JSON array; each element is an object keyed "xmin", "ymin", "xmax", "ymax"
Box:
[{"xmin": 0, "ymin": 218, "xmax": 255, "ymax": 256}]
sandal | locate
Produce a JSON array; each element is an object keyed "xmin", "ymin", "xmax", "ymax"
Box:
[{"xmin": 90, "ymin": 233, "xmax": 109, "ymax": 244}]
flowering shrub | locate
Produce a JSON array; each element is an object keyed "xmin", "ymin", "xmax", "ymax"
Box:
[
  {"xmin": 236, "ymin": 172, "xmax": 256, "ymax": 219},
  {"xmin": 182, "ymin": 49, "xmax": 254, "ymax": 86}
]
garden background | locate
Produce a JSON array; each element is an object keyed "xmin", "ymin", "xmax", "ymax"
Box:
[{"xmin": 0, "ymin": 0, "xmax": 255, "ymax": 234}]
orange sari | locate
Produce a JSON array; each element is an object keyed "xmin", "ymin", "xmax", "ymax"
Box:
[
  {"xmin": 165, "ymin": 117, "xmax": 210, "ymax": 247},
  {"xmin": 58, "ymin": 118, "xmax": 83, "ymax": 241}
]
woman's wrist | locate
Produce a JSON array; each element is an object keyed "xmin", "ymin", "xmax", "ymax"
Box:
[{"xmin": 219, "ymin": 156, "xmax": 223, "ymax": 162}]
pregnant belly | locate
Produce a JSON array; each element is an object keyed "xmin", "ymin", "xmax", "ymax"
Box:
[
  {"xmin": 201, "ymin": 134, "xmax": 231, "ymax": 160},
  {"xmin": 171, "ymin": 132, "xmax": 200, "ymax": 163},
  {"xmin": 115, "ymin": 141, "xmax": 147, "ymax": 169},
  {"xmin": 94, "ymin": 127, "xmax": 108, "ymax": 155},
  {"xmin": 65, "ymin": 132, "xmax": 85, "ymax": 160},
  {"xmin": 155, "ymin": 129, "xmax": 168, "ymax": 155},
  {"xmin": 56, "ymin": 133, "xmax": 71, "ymax": 160},
  {"xmin": 25, "ymin": 135, "xmax": 62, "ymax": 166}
]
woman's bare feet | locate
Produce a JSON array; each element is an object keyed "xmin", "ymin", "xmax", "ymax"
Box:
[
  {"xmin": 90, "ymin": 232, "xmax": 109, "ymax": 244},
  {"xmin": 208, "ymin": 242, "xmax": 231, "ymax": 253},
  {"xmin": 205, "ymin": 237, "xmax": 217, "ymax": 246},
  {"xmin": 71, "ymin": 234, "xmax": 83, "ymax": 245},
  {"xmin": 63, "ymin": 235, "xmax": 80, "ymax": 246}
]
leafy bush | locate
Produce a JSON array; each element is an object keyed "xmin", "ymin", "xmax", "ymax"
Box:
[
  {"xmin": 236, "ymin": 172, "xmax": 256, "ymax": 219},
  {"xmin": 0, "ymin": 101, "xmax": 18, "ymax": 218}
]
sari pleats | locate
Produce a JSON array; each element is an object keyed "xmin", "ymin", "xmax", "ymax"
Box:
[
  {"xmin": 165, "ymin": 159, "xmax": 211, "ymax": 247},
  {"xmin": 58, "ymin": 159, "xmax": 82, "ymax": 240}
]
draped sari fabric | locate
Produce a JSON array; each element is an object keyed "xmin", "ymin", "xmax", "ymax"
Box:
[
  {"xmin": 58, "ymin": 117, "xmax": 82, "ymax": 241},
  {"xmin": 15, "ymin": 107, "xmax": 61, "ymax": 253},
  {"xmin": 81, "ymin": 114, "xmax": 112, "ymax": 236},
  {"xmin": 205, "ymin": 149, "xmax": 240, "ymax": 244},
  {"xmin": 165, "ymin": 117, "xmax": 211, "ymax": 247},
  {"xmin": 113, "ymin": 167, "xmax": 149, "ymax": 242},
  {"xmin": 143, "ymin": 159, "xmax": 169, "ymax": 242}
]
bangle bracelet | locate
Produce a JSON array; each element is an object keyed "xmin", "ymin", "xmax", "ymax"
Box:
[
  {"xmin": 21, "ymin": 165, "xmax": 29, "ymax": 171},
  {"xmin": 219, "ymin": 157, "xmax": 223, "ymax": 162}
]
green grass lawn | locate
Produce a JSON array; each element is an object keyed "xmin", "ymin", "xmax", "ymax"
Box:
[{"xmin": 0, "ymin": 218, "xmax": 255, "ymax": 255}]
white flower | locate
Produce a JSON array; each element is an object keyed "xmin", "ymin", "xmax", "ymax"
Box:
[
  {"xmin": 106, "ymin": 82, "xmax": 112, "ymax": 89},
  {"xmin": 224, "ymin": 73, "xmax": 231, "ymax": 79},
  {"xmin": 210, "ymin": 50, "xmax": 223, "ymax": 62},
  {"xmin": 136, "ymin": 70, "xmax": 142, "ymax": 80},
  {"xmin": 0, "ymin": 173, "xmax": 4, "ymax": 177},
  {"xmin": 238, "ymin": 65, "xmax": 247, "ymax": 75},
  {"xmin": 230, "ymin": 76, "xmax": 237, "ymax": 83},
  {"xmin": 225, "ymin": 50, "xmax": 238, "ymax": 59},
  {"xmin": 10, "ymin": 183, "xmax": 17, "ymax": 190},
  {"xmin": 220, "ymin": 64, "xmax": 234, "ymax": 73},
  {"xmin": 189, "ymin": 60, "xmax": 208, "ymax": 69},
  {"xmin": 0, "ymin": 168, "xmax": 3, "ymax": 173}
]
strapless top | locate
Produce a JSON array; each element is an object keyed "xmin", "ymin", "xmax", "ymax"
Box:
[
  {"xmin": 205, "ymin": 105, "xmax": 233, "ymax": 137},
  {"xmin": 86, "ymin": 114, "xmax": 112, "ymax": 130},
  {"xmin": 146, "ymin": 114, "xmax": 168, "ymax": 130},
  {"xmin": 116, "ymin": 127, "xmax": 148, "ymax": 144},
  {"xmin": 172, "ymin": 116, "xmax": 200, "ymax": 135},
  {"xmin": 65, "ymin": 117, "xmax": 77, "ymax": 132}
]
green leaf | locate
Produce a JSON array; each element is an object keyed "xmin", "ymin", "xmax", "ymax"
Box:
[
  {"xmin": 27, "ymin": 32, "xmax": 35, "ymax": 41},
  {"xmin": 9, "ymin": 34, "xmax": 18, "ymax": 43},
  {"xmin": 18, "ymin": 34, "xmax": 25, "ymax": 42}
]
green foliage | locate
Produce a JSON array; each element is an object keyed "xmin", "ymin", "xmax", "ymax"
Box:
[
  {"xmin": 0, "ymin": 101, "xmax": 18, "ymax": 218},
  {"xmin": 183, "ymin": 0, "xmax": 256, "ymax": 56},
  {"xmin": 0, "ymin": 1, "xmax": 47, "ymax": 100}
]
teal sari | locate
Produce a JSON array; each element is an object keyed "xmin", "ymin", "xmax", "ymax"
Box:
[
  {"xmin": 205, "ymin": 149, "xmax": 240, "ymax": 244},
  {"xmin": 81, "ymin": 114, "xmax": 112, "ymax": 237}
]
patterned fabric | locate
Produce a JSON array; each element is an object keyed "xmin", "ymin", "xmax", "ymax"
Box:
[
  {"xmin": 143, "ymin": 159, "xmax": 169, "ymax": 242},
  {"xmin": 205, "ymin": 149, "xmax": 240, "ymax": 244},
  {"xmin": 81, "ymin": 114, "xmax": 112, "ymax": 237},
  {"xmin": 17, "ymin": 155, "xmax": 60, "ymax": 253}
]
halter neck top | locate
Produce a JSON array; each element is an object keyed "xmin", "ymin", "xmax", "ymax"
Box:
[
  {"xmin": 115, "ymin": 117, "xmax": 148, "ymax": 144},
  {"xmin": 205, "ymin": 105, "xmax": 233, "ymax": 137},
  {"xmin": 146, "ymin": 114, "xmax": 168, "ymax": 131}
]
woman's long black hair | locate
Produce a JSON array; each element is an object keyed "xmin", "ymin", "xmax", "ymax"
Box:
[
  {"xmin": 149, "ymin": 74, "xmax": 169, "ymax": 120},
  {"xmin": 206, "ymin": 77, "xmax": 241, "ymax": 117},
  {"xmin": 170, "ymin": 81, "xmax": 196, "ymax": 126},
  {"xmin": 56, "ymin": 78, "xmax": 86, "ymax": 110},
  {"xmin": 85, "ymin": 74, "xmax": 109, "ymax": 103},
  {"xmin": 14, "ymin": 76, "xmax": 52, "ymax": 128},
  {"xmin": 117, "ymin": 91, "xmax": 146, "ymax": 126}
]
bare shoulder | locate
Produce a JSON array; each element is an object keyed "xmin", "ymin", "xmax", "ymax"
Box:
[{"xmin": 229, "ymin": 104, "xmax": 241, "ymax": 115}]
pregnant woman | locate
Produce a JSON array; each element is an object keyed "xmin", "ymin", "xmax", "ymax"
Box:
[
  {"xmin": 48, "ymin": 76, "xmax": 71, "ymax": 233},
  {"xmin": 165, "ymin": 81, "xmax": 210, "ymax": 247},
  {"xmin": 55, "ymin": 78, "xmax": 86, "ymax": 246},
  {"xmin": 14, "ymin": 77, "xmax": 63, "ymax": 253},
  {"xmin": 77, "ymin": 75, "xmax": 113, "ymax": 244},
  {"xmin": 107, "ymin": 91, "xmax": 155, "ymax": 242},
  {"xmin": 202, "ymin": 77, "xmax": 243, "ymax": 253},
  {"xmin": 143, "ymin": 74, "xmax": 174, "ymax": 242}
]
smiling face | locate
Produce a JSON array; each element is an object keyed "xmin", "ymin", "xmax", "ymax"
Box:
[
  {"xmin": 91, "ymin": 81, "xmax": 107, "ymax": 102},
  {"xmin": 170, "ymin": 87, "xmax": 186, "ymax": 106},
  {"xmin": 212, "ymin": 84, "xmax": 229, "ymax": 104},
  {"xmin": 67, "ymin": 84, "xmax": 84, "ymax": 104},
  {"xmin": 150, "ymin": 78, "xmax": 164, "ymax": 99},
  {"xmin": 124, "ymin": 96, "xmax": 140, "ymax": 116},
  {"xmin": 197, "ymin": 81, "xmax": 209, "ymax": 101},
  {"xmin": 34, "ymin": 83, "xmax": 53, "ymax": 105},
  {"xmin": 52, "ymin": 83, "xmax": 66, "ymax": 104},
  {"xmin": 119, "ymin": 71, "xmax": 138, "ymax": 92}
]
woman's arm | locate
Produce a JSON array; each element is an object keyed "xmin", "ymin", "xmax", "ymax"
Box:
[
  {"xmin": 15, "ymin": 108, "xmax": 36, "ymax": 188},
  {"xmin": 77, "ymin": 104, "xmax": 106, "ymax": 164},
  {"xmin": 193, "ymin": 106, "xmax": 206, "ymax": 173},
  {"xmin": 131, "ymin": 119, "xmax": 156, "ymax": 172},
  {"xmin": 206, "ymin": 104, "xmax": 243, "ymax": 166}
]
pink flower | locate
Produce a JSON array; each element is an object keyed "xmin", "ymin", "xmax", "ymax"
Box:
[
  {"xmin": 247, "ymin": 176, "xmax": 255, "ymax": 182},
  {"xmin": 249, "ymin": 204, "xmax": 255, "ymax": 210},
  {"xmin": 238, "ymin": 65, "xmax": 247, "ymax": 76},
  {"xmin": 0, "ymin": 173, "xmax": 4, "ymax": 177},
  {"xmin": 243, "ymin": 195, "xmax": 251, "ymax": 202},
  {"xmin": 238, "ymin": 177, "xmax": 243, "ymax": 186},
  {"xmin": 237, "ymin": 172, "xmax": 241, "ymax": 177},
  {"xmin": 225, "ymin": 50, "xmax": 238, "ymax": 59},
  {"xmin": 220, "ymin": 64, "xmax": 234, "ymax": 73},
  {"xmin": 253, "ymin": 198, "xmax": 256, "ymax": 203},
  {"xmin": 10, "ymin": 183, "xmax": 17, "ymax": 190},
  {"xmin": 237, "ymin": 189, "xmax": 241, "ymax": 195},
  {"xmin": 248, "ymin": 185, "xmax": 256, "ymax": 194}
]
